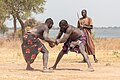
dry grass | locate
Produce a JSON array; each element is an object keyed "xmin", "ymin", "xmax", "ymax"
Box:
[{"xmin": 0, "ymin": 38, "xmax": 120, "ymax": 80}]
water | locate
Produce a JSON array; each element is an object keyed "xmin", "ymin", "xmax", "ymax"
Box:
[
  {"xmin": 49, "ymin": 28, "xmax": 120, "ymax": 38},
  {"xmin": 92, "ymin": 28, "xmax": 120, "ymax": 38},
  {"xmin": 1, "ymin": 27, "xmax": 120, "ymax": 38}
]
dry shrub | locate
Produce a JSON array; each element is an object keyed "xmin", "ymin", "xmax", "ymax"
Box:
[
  {"xmin": 94, "ymin": 38, "xmax": 120, "ymax": 50},
  {"xmin": 1, "ymin": 38, "xmax": 120, "ymax": 51},
  {"xmin": 0, "ymin": 38, "xmax": 120, "ymax": 63},
  {"xmin": 3, "ymin": 38, "xmax": 22, "ymax": 49},
  {"xmin": 0, "ymin": 39, "xmax": 4, "ymax": 46}
]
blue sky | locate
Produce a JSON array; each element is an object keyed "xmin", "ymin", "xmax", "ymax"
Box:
[{"xmin": 4, "ymin": 0, "xmax": 120, "ymax": 28}]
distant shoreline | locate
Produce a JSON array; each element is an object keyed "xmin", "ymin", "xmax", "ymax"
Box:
[
  {"xmin": 7, "ymin": 26, "xmax": 120, "ymax": 30},
  {"xmin": 0, "ymin": 27, "xmax": 120, "ymax": 38}
]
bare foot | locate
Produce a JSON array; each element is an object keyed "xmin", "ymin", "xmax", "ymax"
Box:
[
  {"xmin": 42, "ymin": 68, "xmax": 53, "ymax": 73},
  {"xmin": 26, "ymin": 67, "xmax": 34, "ymax": 70},
  {"xmin": 49, "ymin": 66, "xmax": 56, "ymax": 70},
  {"xmin": 87, "ymin": 68, "xmax": 94, "ymax": 72},
  {"xmin": 94, "ymin": 59, "xmax": 98, "ymax": 63},
  {"xmin": 79, "ymin": 60, "xmax": 86, "ymax": 63}
]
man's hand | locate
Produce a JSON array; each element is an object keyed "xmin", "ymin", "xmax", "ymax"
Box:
[
  {"xmin": 81, "ymin": 25, "xmax": 84, "ymax": 27},
  {"xmin": 49, "ymin": 42, "xmax": 55, "ymax": 48},
  {"xmin": 55, "ymin": 39, "xmax": 60, "ymax": 45}
]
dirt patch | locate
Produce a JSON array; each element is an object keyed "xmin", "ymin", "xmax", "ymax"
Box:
[{"xmin": 0, "ymin": 38, "xmax": 120, "ymax": 80}]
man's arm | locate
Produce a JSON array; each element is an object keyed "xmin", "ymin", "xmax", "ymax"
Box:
[
  {"xmin": 43, "ymin": 29, "xmax": 55, "ymax": 43},
  {"xmin": 83, "ymin": 25, "xmax": 93, "ymax": 29},
  {"xmin": 56, "ymin": 30, "xmax": 63, "ymax": 39},
  {"xmin": 57, "ymin": 28, "xmax": 72, "ymax": 43},
  {"xmin": 83, "ymin": 17, "xmax": 93, "ymax": 29},
  {"xmin": 77, "ymin": 20, "xmax": 84, "ymax": 30},
  {"xmin": 77, "ymin": 20, "xmax": 81, "ymax": 28}
]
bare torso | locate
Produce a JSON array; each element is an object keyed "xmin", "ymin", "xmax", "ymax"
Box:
[
  {"xmin": 60, "ymin": 25, "xmax": 84, "ymax": 41},
  {"xmin": 69, "ymin": 26, "xmax": 84, "ymax": 41},
  {"xmin": 28, "ymin": 23, "xmax": 49, "ymax": 40}
]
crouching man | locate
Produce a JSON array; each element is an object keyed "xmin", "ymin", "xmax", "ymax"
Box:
[{"xmin": 50, "ymin": 20, "xmax": 94, "ymax": 72}]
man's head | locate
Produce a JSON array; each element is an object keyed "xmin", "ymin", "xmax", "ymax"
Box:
[
  {"xmin": 81, "ymin": 9, "xmax": 87, "ymax": 18},
  {"xmin": 59, "ymin": 19, "xmax": 69, "ymax": 32},
  {"xmin": 45, "ymin": 18, "xmax": 54, "ymax": 29}
]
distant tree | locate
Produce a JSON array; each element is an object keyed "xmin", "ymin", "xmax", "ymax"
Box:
[
  {"xmin": 0, "ymin": 24, "xmax": 8, "ymax": 35},
  {"xmin": 24, "ymin": 18, "xmax": 37, "ymax": 28},
  {"xmin": 16, "ymin": 18, "xmax": 42, "ymax": 38},
  {"xmin": 0, "ymin": 0, "xmax": 8, "ymax": 30},
  {"xmin": 2, "ymin": 0, "xmax": 46, "ymax": 37}
]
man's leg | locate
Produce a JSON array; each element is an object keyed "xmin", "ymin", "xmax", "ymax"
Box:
[
  {"xmin": 25, "ymin": 54, "xmax": 34, "ymax": 70},
  {"xmin": 40, "ymin": 45, "xmax": 52, "ymax": 72},
  {"xmin": 49, "ymin": 50, "xmax": 65, "ymax": 70},
  {"xmin": 26, "ymin": 64, "xmax": 34, "ymax": 70},
  {"xmin": 79, "ymin": 53, "xmax": 86, "ymax": 63},
  {"xmin": 79, "ymin": 43, "xmax": 94, "ymax": 72},
  {"xmin": 93, "ymin": 55, "xmax": 98, "ymax": 63},
  {"xmin": 80, "ymin": 53, "xmax": 98, "ymax": 63},
  {"xmin": 21, "ymin": 43, "xmax": 34, "ymax": 70},
  {"xmin": 81, "ymin": 55, "xmax": 98, "ymax": 63}
]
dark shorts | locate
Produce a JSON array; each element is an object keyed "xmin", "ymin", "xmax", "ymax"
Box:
[
  {"xmin": 62, "ymin": 34, "xmax": 86, "ymax": 53},
  {"xmin": 21, "ymin": 32, "xmax": 43, "ymax": 64}
]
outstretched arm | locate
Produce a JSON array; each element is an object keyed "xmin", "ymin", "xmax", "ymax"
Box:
[
  {"xmin": 56, "ymin": 30, "xmax": 63, "ymax": 39},
  {"xmin": 57, "ymin": 28, "xmax": 72, "ymax": 44},
  {"xmin": 43, "ymin": 29, "xmax": 55, "ymax": 43}
]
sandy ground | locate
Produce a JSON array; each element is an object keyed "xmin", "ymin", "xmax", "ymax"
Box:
[{"xmin": 0, "ymin": 38, "xmax": 120, "ymax": 80}]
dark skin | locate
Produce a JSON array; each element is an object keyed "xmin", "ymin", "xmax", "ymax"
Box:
[
  {"xmin": 77, "ymin": 9, "xmax": 98, "ymax": 63},
  {"xmin": 78, "ymin": 9, "xmax": 93, "ymax": 29},
  {"xmin": 30, "ymin": 23, "xmax": 55, "ymax": 44},
  {"xmin": 26, "ymin": 19, "xmax": 55, "ymax": 72},
  {"xmin": 50, "ymin": 20, "xmax": 94, "ymax": 72}
]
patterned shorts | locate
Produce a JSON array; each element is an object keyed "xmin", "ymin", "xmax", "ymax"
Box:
[{"xmin": 62, "ymin": 34, "xmax": 86, "ymax": 53}]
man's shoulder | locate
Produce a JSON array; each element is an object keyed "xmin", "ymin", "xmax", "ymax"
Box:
[
  {"xmin": 35, "ymin": 23, "xmax": 48, "ymax": 32},
  {"xmin": 69, "ymin": 25, "xmax": 75, "ymax": 28},
  {"xmin": 37, "ymin": 23, "xmax": 45, "ymax": 26},
  {"xmin": 87, "ymin": 17, "xmax": 92, "ymax": 20},
  {"xmin": 80, "ymin": 17, "xmax": 92, "ymax": 20},
  {"xmin": 38, "ymin": 23, "xmax": 48, "ymax": 28},
  {"xmin": 68, "ymin": 25, "xmax": 75, "ymax": 31},
  {"xmin": 80, "ymin": 17, "xmax": 83, "ymax": 20}
]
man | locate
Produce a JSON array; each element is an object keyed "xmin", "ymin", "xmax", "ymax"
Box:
[
  {"xmin": 50, "ymin": 20, "xmax": 94, "ymax": 72},
  {"xmin": 77, "ymin": 9, "xmax": 98, "ymax": 63},
  {"xmin": 21, "ymin": 18, "xmax": 55, "ymax": 72}
]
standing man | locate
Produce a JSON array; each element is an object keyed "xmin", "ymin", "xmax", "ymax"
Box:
[
  {"xmin": 21, "ymin": 18, "xmax": 55, "ymax": 72},
  {"xmin": 50, "ymin": 20, "xmax": 94, "ymax": 72},
  {"xmin": 77, "ymin": 9, "xmax": 98, "ymax": 63}
]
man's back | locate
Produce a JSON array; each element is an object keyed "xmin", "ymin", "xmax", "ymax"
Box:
[
  {"xmin": 67, "ymin": 25, "xmax": 85, "ymax": 41},
  {"xmin": 29, "ymin": 23, "xmax": 48, "ymax": 40}
]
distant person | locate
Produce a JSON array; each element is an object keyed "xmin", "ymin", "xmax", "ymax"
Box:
[
  {"xmin": 50, "ymin": 20, "xmax": 94, "ymax": 72},
  {"xmin": 21, "ymin": 18, "xmax": 55, "ymax": 72},
  {"xmin": 77, "ymin": 9, "xmax": 98, "ymax": 63}
]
